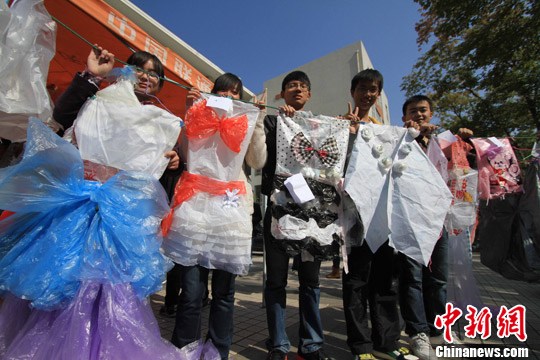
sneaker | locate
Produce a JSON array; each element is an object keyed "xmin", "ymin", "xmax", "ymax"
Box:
[
  {"xmin": 266, "ymin": 349, "xmax": 288, "ymax": 360},
  {"xmin": 353, "ymin": 354, "xmax": 376, "ymax": 360},
  {"xmin": 373, "ymin": 347, "xmax": 411, "ymax": 360},
  {"xmin": 410, "ymin": 333, "xmax": 438, "ymax": 360},
  {"xmin": 158, "ymin": 304, "xmax": 176, "ymax": 318},
  {"xmin": 430, "ymin": 331, "xmax": 463, "ymax": 345},
  {"xmin": 297, "ymin": 348, "xmax": 334, "ymax": 360},
  {"xmin": 325, "ymin": 267, "xmax": 341, "ymax": 279}
]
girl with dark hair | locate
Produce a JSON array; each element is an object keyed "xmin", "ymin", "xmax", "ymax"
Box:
[
  {"xmin": 163, "ymin": 73, "xmax": 267, "ymax": 359},
  {"xmin": 126, "ymin": 50, "xmax": 166, "ymax": 95}
]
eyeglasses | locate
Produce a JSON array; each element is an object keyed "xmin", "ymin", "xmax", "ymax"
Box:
[
  {"xmin": 135, "ymin": 68, "xmax": 160, "ymax": 80},
  {"xmin": 285, "ymin": 82, "xmax": 309, "ymax": 91}
]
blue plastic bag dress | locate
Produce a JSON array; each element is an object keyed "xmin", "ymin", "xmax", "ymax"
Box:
[{"xmin": 0, "ymin": 87, "xmax": 209, "ymax": 357}]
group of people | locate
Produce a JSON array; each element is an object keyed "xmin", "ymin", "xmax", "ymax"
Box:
[{"xmin": 0, "ymin": 43, "xmax": 477, "ymax": 360}]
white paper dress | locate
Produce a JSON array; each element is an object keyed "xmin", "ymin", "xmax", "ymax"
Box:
[
  {"xmin": 269, "ymin": 112, "xmax": 349, "ymax": 259},
  {"xmin": 344, "ymin": 123, "xmax": 453, "ymax": 265},
  {"xmin": 163, "ymin": 94, "xmax": 260, "ymax": 275}
]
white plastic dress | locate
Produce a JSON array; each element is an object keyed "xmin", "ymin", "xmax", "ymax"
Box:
[
  {"xmin": 0, "ymin": 74, "xmax": 197, "ymax": 359},
  {"xmin": 73, "ymin": 79, "xmax": 181, "ymax": 180},
  {"xmin": 163, "ymin": 94, "xmax": 260, "ymax": 275},
  {"xmin": 344, "ymin": 123, "xmax": 453, "ymax": 266}
]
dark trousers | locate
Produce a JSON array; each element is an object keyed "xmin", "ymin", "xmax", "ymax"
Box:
[
  {"xmin": 171, "ymin": 264, "xmax": 236, "ymax": 359},
  {"xmin": 164, "ymin": 263, "xmax": 182, "ymax": 307},
  {"xmin": 342, "ymin": 241, "xmax": 400, "ymax": 355},
  {"xmin": 263, "ymin": 210, "xmax": 324, "ymax": 354}
]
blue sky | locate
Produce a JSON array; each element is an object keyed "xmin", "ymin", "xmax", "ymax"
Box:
[{"xmin": 130, "ymin": 0, "xmax": 425, "ymax": 125}]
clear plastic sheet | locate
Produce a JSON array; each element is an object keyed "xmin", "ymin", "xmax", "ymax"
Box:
[
  {"xmin": 444, "ymin": 169, "xmax": 478, "ymax": 234},
  {"xmin": 0, "ymin": 282, "xmax": 195, "ymax": 359},
  {"xmin": 447, "ymin": 229, "xmax": 484, "ymax": 311},
  {"xmin": 0, "ymin": 120, "xmax": 171, "ymax": 309},
  {"xmin": 0, "ymin": 0, "xmax": 56, "ymax": 141}
]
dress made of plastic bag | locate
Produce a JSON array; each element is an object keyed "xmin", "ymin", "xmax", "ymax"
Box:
[
  {"xmin": 344, "ymin": 124, "xmax": 453, "ymax": 266},
  {"xmin": 0, "ymin": 118, "xmax": 201, "ymax": 358},
  {"xmin": 470, "ymin": 137, "xmax": 522, "ymax": 200},
  {"xmin": 268, "ymin": 112, "xmax": 349, "ymax": 259},
  {"xmin": 0, "ymin": 119, "xmax": 172, "ymax": 309},
  {"xmin": 0, "ymin": 0, "xmax": 56, "ymax": 141},
  {"xmin": 163, "ymin": 94, "xmax": 260, "ymax": 275},
  {"xmin": 427, "ymin": 136, "xmax": 478, "ymax": 235},
  {"xmin": 428, "ymin": 134, "xmax": 483, "ymax": 310},
  {"xmin": 73, "ymin": 77, "xmax": 182, "ymax": 180}
]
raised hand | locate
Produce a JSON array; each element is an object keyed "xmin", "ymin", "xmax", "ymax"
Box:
[
  {"xmin": 86, "ymin": 44, "xmax": 115, "ymax": 77},
  {"xmin": 343, "ymin": 102, "xmax": 361, "ymax": 123}
]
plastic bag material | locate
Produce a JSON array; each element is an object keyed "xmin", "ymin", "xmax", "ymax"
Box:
[
  {"xmin": 184, "ymin": 93, "xmax": 260, "ymax": 180},
  {"xmin": 269, "ymin": 174, "xmax": 341, "ymax": 260},
  {"xmin": 0, "ymin": 0, "xmax": 56, "ymax": 141},
  {"xmin": 470, "ymin": 137, "xmax": 522, "ymax": 200},
  {"xmin": 478, "ymin": 193, "xmax": 540, "ymax": 282},
  {"xmin": 447, "ymin": 137, "xmax": 473, "ymax": 169},
  {"xmin": 444, "ymin": 168, "xmax": 478, "ymax": 234},
  {"xmin": 163, "ymin": 94, "xmax": 260, "ymax": 275},
  {"xmin": 177, "ymin": 339, "xmax": 220, "ymax": 360},
  {"xmin": 185, "ymin": 98, "xmax": 248, "ymax": 153},
  {"xmin": 447, "ymin": 228, "xmax": 484, "ymax": 311},
  {"xmin": 74, "ymin": 79, "xmax": 182, "ymax": 180},
  {"xmin": 426, "ymin": 137, "xmax": 448, "ymax": 183},
  {"xmin": 0, "ymin": 119, "xmax": 172, "ymax": 309},
  {"xmin": 265, "ymin": 113, "xmax": 347, "ymax": 259},
  {"xmin": 0, "ymin": 282, "xmax": 189, "ymax": 360},
  {"xmin": 275, "ymin": 112, "xmax": 350, "ymax": 186},
  {"xmin": 517, "ymin": 160, "xmax": 540, "ymax": 269},
  {"xmin": 344, "ymin": 123, "xmax": 453, "ymax": 266}
]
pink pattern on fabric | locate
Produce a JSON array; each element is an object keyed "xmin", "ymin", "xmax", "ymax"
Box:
[{"xmin": 471, "ymin": 138, "xmax": 522, "ymax": 200}]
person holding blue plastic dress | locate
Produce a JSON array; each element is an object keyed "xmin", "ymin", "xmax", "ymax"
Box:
[{"xmin": 0, "ymin": 45, "xmax": 203, "ymax": 359}]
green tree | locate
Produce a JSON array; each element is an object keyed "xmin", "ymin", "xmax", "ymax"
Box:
[{"xmin": 402, "ymin": 0, "xmax": 540, "ymax": 151}]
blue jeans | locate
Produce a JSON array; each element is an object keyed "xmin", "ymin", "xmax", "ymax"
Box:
[
  {"xmin": 171, "ymin": 264, "xmax": 236, "ymax": 359},
  {"xmin": 399, "ymin": 230, "xmax": 449, "ymax": 337},
  {"xmin": 264, "ymin": 210, "xmax": 324, "ymax": 354}
]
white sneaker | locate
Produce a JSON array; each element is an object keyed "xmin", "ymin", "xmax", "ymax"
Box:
[
  {"xmin": 430, "ymin": 331, "xmax": 463, "ymax": 345},
  {"xmin": 410, "ymin": 333, "xmax": 438, "ymax": 360}
]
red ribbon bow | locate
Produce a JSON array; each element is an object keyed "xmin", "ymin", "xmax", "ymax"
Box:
[
  {"xmin": 161, "ymin": 171, "xmax": 247, "ymax": 236},
  {"xmin": 185, "ymin": 99, "xmax": 248, "ymax": 153}
]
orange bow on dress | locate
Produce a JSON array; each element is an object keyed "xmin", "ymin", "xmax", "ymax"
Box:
[
  {"xmin": 185, "ymin": 99, "xmax": 248, "ymax": 153},
  {"xmin": 161, "ymin": 171, "xmax": 247, "ymax": 236}
]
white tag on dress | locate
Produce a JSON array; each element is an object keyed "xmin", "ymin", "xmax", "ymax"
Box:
[{"xmin": 284, "ymin": 173, "xmax": 315, "ymax": 204}]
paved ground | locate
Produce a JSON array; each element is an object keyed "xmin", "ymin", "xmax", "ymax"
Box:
[{"xmin": 150, "ymin": 251, "xmax": 540, "ymax": 360}]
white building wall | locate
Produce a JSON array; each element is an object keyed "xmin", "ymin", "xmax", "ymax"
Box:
[{"xmin": 263, "ymin": 41, "xmax": 390, "ymax": 124}]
